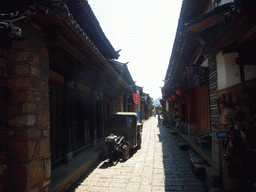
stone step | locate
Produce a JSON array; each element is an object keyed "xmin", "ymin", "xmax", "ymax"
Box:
[
  {"xmin": 208, "ymin": 187, "xmax": 223, "ymax": 192},
  {"xmin": 205, "ymin": 167, "xmax": 220, "ymax": 189},
  {"xmin": 170, "ymin": 130, "xmax": 178, "ymax": 135},
  {"xmin": 179, "ymin": 143, "xmax": 190, "ymax": 151},
  {"xmin": 190, "ymin": 157, "xmax": 205, "ymax": 166},
  {"xmin": 192, "ymin": 163, "xmax": 208, "ymax": 180}
]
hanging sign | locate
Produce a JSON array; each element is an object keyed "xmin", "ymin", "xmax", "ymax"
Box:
[
  {"xmin": 133, "ymin": 93, "xmax": 140, "ymax": 104},
  {"xmin": 186, "ymin": 67, "xmax": 209, "ymax": 88}
]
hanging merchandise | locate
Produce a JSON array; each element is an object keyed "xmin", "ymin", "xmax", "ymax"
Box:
[
  {"xmin": 172, "ymin": 94, "xmax": 178, "ymax": 99},
  {"xmin": 176, "ymin": 89, "xmax": 183, "ymax": 96}
]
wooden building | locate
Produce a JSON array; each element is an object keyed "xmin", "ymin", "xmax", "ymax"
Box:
[
  {"xmin": 162, "ymin": 0, "xmax": 256, "ymax": 190},
  {"xmin": 0, "ymin": 0, "xmax": 135, "ymax": 191}
]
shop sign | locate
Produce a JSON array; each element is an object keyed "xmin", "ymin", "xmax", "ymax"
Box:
[
  {"xmin": 216, "ymin": 131, "xmax": 228, "ymax": 138},
  {"xmin": 186, "ymin": 67, "xmax": 208, "ymax": 88},
  {"xmin": 133, "ymin": 93, "xmax": 140, "ymax": 104}
]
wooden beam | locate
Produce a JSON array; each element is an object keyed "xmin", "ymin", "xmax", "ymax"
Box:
[{"xmin": 237, "ymin": 26, "xmax": 256, "ymax": 44}]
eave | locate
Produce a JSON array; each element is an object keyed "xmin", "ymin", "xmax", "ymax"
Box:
[
  {"xmin": 202, "ymin": 4, "xmax": 256, "ymax": 57},
  {"xmin": 162, "ymin": 3, "xmax": 232, "ymax": 99}
]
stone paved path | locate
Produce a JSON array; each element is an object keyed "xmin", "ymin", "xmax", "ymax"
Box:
[{"xmin": 68, "ymin": 117, "xmax": 207, "ymax": 192}]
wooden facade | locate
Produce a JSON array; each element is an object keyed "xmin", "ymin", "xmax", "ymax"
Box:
[{"xmin": 162, "ymin": 0, "xmax": 256, "ymax": 190}]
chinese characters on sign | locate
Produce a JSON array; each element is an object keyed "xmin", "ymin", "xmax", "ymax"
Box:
[
  {"xmin": 133, "ymin": 93, "xmax": 140, "ymax": 104},
  {"xmin": 186, "ymin": 67, "xmax": 209, "ymax": 88}
]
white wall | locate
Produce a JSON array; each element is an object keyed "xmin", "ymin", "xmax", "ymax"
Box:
[
  {"xmin": 201, "ymin": 58, "xmax": 208, "ymax": 67},
  {"xmin": 219, "ymin": 0, "xmax": 234, "ymax": 6},
  {"xmin": 216, "ymin": 51, "xmax": 241, "ymax": 90}
]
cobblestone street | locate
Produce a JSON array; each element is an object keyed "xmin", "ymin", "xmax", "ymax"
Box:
[{"xmin": 68, "ymin": 117, "xmax": 207, "ymax": 192}]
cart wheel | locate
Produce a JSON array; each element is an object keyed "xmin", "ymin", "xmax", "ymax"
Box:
[
  {"xmin": 122, "ymin": 145, "xmax": 129, "ymax": 161},
  {"xmin": 137, "ymin": 134, "xmax": 142, "ymax": 149}
]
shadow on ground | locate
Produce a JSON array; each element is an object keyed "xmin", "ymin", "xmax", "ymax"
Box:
[{"xmin": 157, "ymin": 120, "xmax": 207, "ymax": 191}]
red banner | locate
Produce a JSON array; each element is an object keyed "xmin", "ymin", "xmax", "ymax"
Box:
[{"xmin": 133, "ymin": 93, "xmax": 140, "ymax": 104}]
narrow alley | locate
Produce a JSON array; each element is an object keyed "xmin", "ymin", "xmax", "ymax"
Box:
[{"xmin": 68, "ymin": 117, "xmax": 207, "ymax": 192}]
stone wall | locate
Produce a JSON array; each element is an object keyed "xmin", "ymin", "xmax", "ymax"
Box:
[
  {"xmin": 6, "ymin": 22, "xmax": 50, "ymax": 191},
  {"xmin": 0, "ymin": 47, "xmax": 8, "ymax": 191}
]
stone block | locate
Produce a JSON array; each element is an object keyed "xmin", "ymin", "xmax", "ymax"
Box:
[
  {"xmin": 0, "ymin": 48, "xmax": 7, "ymax": 58},
  {"xmin": 0, "ymin": 57, "xmax": 7, "ymax": 68},
  {"xmin": 0, "ymin": 182, "xmax": 3, "ymax": 192},
  {"xmin": 0, "ymin": 126, "xmax": 7, "ymax": 134},
  {"xmin": 37, "ymin": 98, "xmax": 49, "ymax": 112},
  {"xmin": 205, "ymin": 167, "xmax": 220, "ymax": 189},
  {"xmin": 0, "ymin": 155, "xmax": 7, "ymax": 164},
  {"xmin": 29, "ymin": 187, "xmax": 39, "ymax": 192},
  {"xmin": 27, "ymin": 160, "xmax": 44, "ymax": 188},
  {"xmin": 37, "ymin": 112, "xmax": 50, "ymax": 128},
  {"xmin": 31, "ymin": 65, "xmax": 41, "ymax": 77},
  {"xmin": 2, "ymin": 68, "xmax": 8, "ymax": 78},
  {"xmin": 40, "ymin": 55, "xmax": 49, "ymax": 68},
  {"xmin": 192, "ymin": 163, "xmax": 207, "ymax": 180},
  {"xmin": 30, "ymin": 78, "xmax": 41, "ymax": 90},
  {"xmin": 14, "ymin": 64, "xmax": 30, "ymax": 75},
  {"xmin": 41, "ymin": 80, "xmax": 48, "ymax": 91},
  {"xmin": 8, "ymin": 139, "xmax": 38, "ymax": 161},
  {"xmin": 0, "ymin": 79, "xmax": 7, "ymax": 87},
  {"xmin": 0, "ymin": 134, "xmax": 7, "ymax": 144},
  {"xmin": 43, "ymin": 159, "xmax": 51, "ymax": 179},
  {"xmin": 8, "ymin": 114, "xmax": 35, "ymax": 127},
  {"xmin": 14, "ymin": 77, "xmax": 30, "ymax": 88},
  {"xmin": 190, "ymin": 157, "xmax": 205, "ymax": 166},
  {"xmin": 41, "ymin": 46, "xmax": 48, "ymax": 57},
  {"xmin": 8, "ymin": 140, "xmax": 27, "ymax": 161},
  {"xmin": 28, "ymin": 114, "xmax": 36, "ymax": 126},
  {"xmin": 0, "ymin": 87, "xmax": 6, "ymax": 96},
  {"xmin": 28, "ymin": 140, "xmax": 39, "ymax": 160},
  {"xmin": 208, "ymin": 188, "xmax": 222, "ymax": 192},
  {"xmin": 179, "ymin": 143, "xmax": 190, "ymax": 151},
  {"xmin": 9, "ymin": 91, "xmax": 33, "ymax": 103},
  {"xmin": 42, "ymin": 129, "xmax": 49, "ymax": 137},
  {"xmin": 11, "ymin": 162, "xmax": 27, "ymax": 190},
  {"xmin": 40, "ymin": 68, "xmax": 48, "ymax": 79},
  {"xmin": 39, "ymin": 138, "xmax": 50, "ymax": 159},
  {"xmin": 0, "ymin": 164, "xmax": 8, "ymax": 180},
  {"xmin": 170, "ymin": 130, "xmax": 178, "ymax": 135},
  {"xmin": 0, "ymin": 97, "xmax": 7, "ymax": 105},
  {"xmin": 22, "ymin": 102, "xmax": 37, "ymax": 113},
  {"xmin": 16, "ymin": 128, "xmax": 41, "ymax": 140},
  {"xmin": 8, "ymin": 51, "xmax": 30, "ymax": 62}
]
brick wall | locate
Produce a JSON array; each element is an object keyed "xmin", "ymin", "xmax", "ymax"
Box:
[
  {"xmin": 0, "ymin": 48, "xmax": 8, "ymax": 192},
  {"xmin": 6, "ymin": 22, "xmax": 50, "ymax": 191},
  {"xmin": 208, "ymin": 55, "xmax": 220, "ymax": 172}
]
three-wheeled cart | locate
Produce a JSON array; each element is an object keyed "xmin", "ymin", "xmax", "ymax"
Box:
[{"xmin": 104, "ymin": 112, "xmax": 143, "ymax": 161}]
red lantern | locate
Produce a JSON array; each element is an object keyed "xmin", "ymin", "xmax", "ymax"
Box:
[
  {"xmin": 168, "ymin": 98, "xmax": 173, "ymax": 102},
  {"xmin": 176, "ymin": 90, "xmax": 182, "ymax": 95},
  {"xmin": 172, "ymin": 94, "xmax": 177, "ymax": 99}
]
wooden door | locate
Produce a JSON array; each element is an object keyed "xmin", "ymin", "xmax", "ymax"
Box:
[
  {"xmin": 196, "ymin": 82, "xmax": 211, "ymax": 133},
  {"xmin": 49, "ymin": 79, "xmax": 65, "ymax": 164}
]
